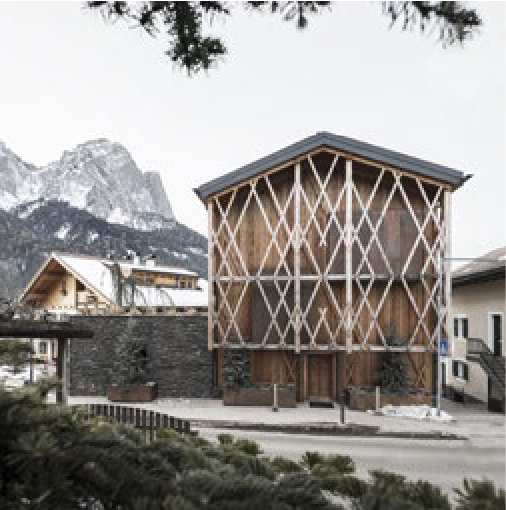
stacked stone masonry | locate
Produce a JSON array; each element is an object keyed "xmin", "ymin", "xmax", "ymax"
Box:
[{"xmin": 68, "ymin": 315, "xmax": 213, "ymax": 398}]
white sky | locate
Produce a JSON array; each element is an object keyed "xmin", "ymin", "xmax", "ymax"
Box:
[{"xmin": 0, "ymin": 1, "xmax": 504, "ymax": 265}]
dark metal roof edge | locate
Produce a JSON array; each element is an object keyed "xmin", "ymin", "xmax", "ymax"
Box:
[
  {"xmin": 195, "ymin": 132, "xmax": 466, "ymax": 202},
  {"xmin": 452, "ymin": 266, "xmax": 506, "ymax": 288}
]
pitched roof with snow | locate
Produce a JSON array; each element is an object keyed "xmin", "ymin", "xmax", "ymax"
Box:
[{"xmin": 20, "ymin": 252, "xmax": 206, "ymax": 308}]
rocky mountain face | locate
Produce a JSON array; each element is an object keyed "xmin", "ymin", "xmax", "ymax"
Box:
[
  {"xmin": 0, "ymin": 201, "xmax": 207, "ymax": 298},
  {"xmin": 0, "ymin": 139, "xmax": 174, "ymax": 230},
  {"xmin": 0, "ymin": 140, "xmax": 207, "ymax": 299}
]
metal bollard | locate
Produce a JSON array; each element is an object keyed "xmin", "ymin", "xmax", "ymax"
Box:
[
  {"xmin": 339, "ymin": 391, "xmax": 346, "ymax": 425},
  {"xmin": 272, "ymin": 383, "xmax": 279, "ymax": 412}
]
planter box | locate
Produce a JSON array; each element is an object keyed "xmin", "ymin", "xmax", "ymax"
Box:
[
  {"xmin": 348, "ymin": 388, "xmax": 431, "ymax": 411},
  {"xmin": 223, "ymin": 385, "xmax": 296, "ymax": 408},
  {"xmin": 106, "ymin": 384, "xmax": 157, "ymax": 402}
]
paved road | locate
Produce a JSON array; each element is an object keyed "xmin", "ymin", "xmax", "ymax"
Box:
[{"xmin": 198, "ymin": 427, "xmax": 505, "ymax": 497}]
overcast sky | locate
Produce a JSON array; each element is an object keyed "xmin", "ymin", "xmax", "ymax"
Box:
[{"xmin": 0, "ymin": 1, "xmax": 504, "ymax": 265}]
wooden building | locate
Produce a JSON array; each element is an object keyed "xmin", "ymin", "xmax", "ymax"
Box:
[
  {"xmin": 20, "ymin": 252, "xmax": 205, "ymax": 316},
  {"xmin": 18, "ymin": 252, "xmax": 207, "ymax": 362},
  {"xmin": 195, "ymin": 132, "xmax": 468, "ymax": 402}
]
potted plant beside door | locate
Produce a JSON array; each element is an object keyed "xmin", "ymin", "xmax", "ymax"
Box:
[{"xmin": 106, "ymin": 335, "xmax": 157, "ymax": 402}]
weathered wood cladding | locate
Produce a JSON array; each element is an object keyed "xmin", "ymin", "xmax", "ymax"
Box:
[{"xmin": 210, "ymin": 148, "xmax": 448, "ymax": 356}]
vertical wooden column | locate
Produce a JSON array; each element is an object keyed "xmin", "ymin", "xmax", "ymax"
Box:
[
  {"xmin": 345, "ymin": 159, "xmax": 353, "ymax": 353},
  {"xmin": 303, "ymin": 352, "xmax": 308, "ymax": 401},
  {"xmin": 294, "ymin": 162, "xmax": 301, "ymax": 354},
  {"xmin": 331, "ymin": 352, "xmax": 337, "ymax": 401},
  {"xmin": 207, "ymin": 200, "xmax": 214, "ymax": 351},
  {"xmin": 56, "ymin": 337, "xmax": 67, "ymax": 404},
  {"xmin": 444, "ymin": 190, "xmax": 452, "ymax": 348}
]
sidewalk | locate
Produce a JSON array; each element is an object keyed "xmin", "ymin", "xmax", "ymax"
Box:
[{"xmin": 67, "ymin": 396, "xmax": 505, "ymax": 440}]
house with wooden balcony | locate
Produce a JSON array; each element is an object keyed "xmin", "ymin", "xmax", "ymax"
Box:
[
  {"xmin": 195, "ymin": 132, "xmax": 468, "ymax": 403},
  {"xmin": 20, "ymin": 252, "xmax": 206, "ymax": 314},
  {"xmin": 450, "ymin": 247, "xmax": 505, "ymax": 412},
  {"xmin": 18, "ymin": 252, "xmax": 207, "ymax": 361},
  {"xmin": 16, "ymin": 252, "xmax": 210, "ymax": 399}
]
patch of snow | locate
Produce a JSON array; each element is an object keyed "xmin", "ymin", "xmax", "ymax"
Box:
[
  {"xmin": 172, "ymin": 251, "xmax": 188, "ymax": 260},
  {"xmin": 55, "ymin": 225, "xmax": 70, "ymax": 240},
  {"xmin": 187, "ymin": 246, "xmax": 207, "ymax": 257},
  {"xmin": 55, "ymin": 224, "xmax": 71, "ymax": 240},
  {"xmin": 0, "ymin": 364, "xmax": 48, "ymax": 389},
  {"xmin": 0, "ymin": 191, "xmax": 19, "ymax": 210},
  {"xmin": 108, "ymin": 207, "xmax": 130, "ymax": 226},
  {"xmin": 87, "ymin": 231, "xmax": 99, "ymax": 243},
  {"xmin": 369, "ymin": 404, "xmax": 454, "ymax": 422},
  {"xmin": 17, "ymin": 200, "xmax": 44, "ymax": 218}
]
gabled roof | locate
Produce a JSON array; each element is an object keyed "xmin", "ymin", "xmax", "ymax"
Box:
[
  {"xmin": 19, "ymin": 253, "xmax": 116, "ymax": 305},
  {"xmin": 194, "ymin": 132, "xmax": 468, "ymax": 201},
  {"xmin": 452, "ymin": 247, "xmax": 506, "ymax": 287},
  {"xmin": 19, "ymin": 252, "xmax": 207, "ymax": 308}
]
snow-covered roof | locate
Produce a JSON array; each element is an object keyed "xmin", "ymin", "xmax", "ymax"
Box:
[
  {"xmin": 107, "ymin": 262, "xmax": 197, "ymax": 277},
  {"xmin": 58, "ymin": 253, "xmax": 115, "ymax": 302},
  {"xmin": 20, "ymin": 252, "xmax": 206, "ymax": 308}
]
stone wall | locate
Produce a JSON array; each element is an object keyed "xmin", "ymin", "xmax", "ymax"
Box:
[{"xmin": 68, "ymin": 315, "xmax": 212, "ymax": 398}]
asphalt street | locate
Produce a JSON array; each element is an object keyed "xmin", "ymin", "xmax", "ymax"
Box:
[{"xmin": 198, "ymin": 427, "xmax": 506, "ymax": 497}]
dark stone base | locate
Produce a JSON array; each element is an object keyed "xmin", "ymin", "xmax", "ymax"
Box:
[
  {"xmin": 348, "ymin": 389, "xmax": 431, "ymax": 411},
  {"xmin": 223, "ymin": 385, "xmax": 296, "ymax": 407},
  {"xmin": 68, "ymin": 315, "xmax": 212, "ymax": 399},
  {"xmin": 106, "ymin": 384, "xmax": 157, "ymax": 402}
]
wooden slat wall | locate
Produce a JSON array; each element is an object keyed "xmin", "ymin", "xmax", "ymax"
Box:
[{"xmin": 210, "ymin": 147, "xmax": 446, "ymax": 395}]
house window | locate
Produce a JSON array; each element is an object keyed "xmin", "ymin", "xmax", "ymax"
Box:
[
  {"xmin": 454, "ymin": 316, "xmax": 468, "ymax": 339},
  {"xmin": 452, "ymin": 360, "xmax": 469, "ymax": 381},
  {"xmin": 39, "ymin": 341, "xmax": 47, "ymax": 355}
]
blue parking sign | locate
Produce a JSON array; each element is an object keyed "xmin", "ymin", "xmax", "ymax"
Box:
[{"xmin": 440, "ymin": 336, "xmax": 448, "ymax": 357}]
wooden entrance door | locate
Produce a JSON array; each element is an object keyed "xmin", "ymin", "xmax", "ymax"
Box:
[
  {"xmin": 308, "ymin": 354, "xmax": 332, "ymax": 400},
  {"xmin": 492, "ymin": 314, "xmax": 502, "ymax": 356}
]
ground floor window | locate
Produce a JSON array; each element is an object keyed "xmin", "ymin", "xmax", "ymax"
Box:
[
  {"xmin": 454, "ymin": 316, "xmax": 468, "ymax": 339},
  {"xmin": 452, "ymin": 360, "xmax": 469, "ymax": 381}
]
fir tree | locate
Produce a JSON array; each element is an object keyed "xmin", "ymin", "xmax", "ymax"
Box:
[
  {"xmin": 223, "ymin": 349, "xmax": 252, "ymax": 389},
  {"xmin": 376, "ymin": 338, "xmax": 410, "ymax": 394},
  {"xmin": 86, "ymin": 2, "xmax": 482, "ymax": 75},
  {"xmin": 0, "ymin": 339, "xmax": 502, "ymax": 509},
  {"xmin": 108, "ymin": 326, "xmax": 149, "ymax": 387}
]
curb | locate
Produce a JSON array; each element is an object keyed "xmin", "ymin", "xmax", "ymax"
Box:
[{"xmin": 192, "ymin": 420, "xmax": 467, "ymax": 440}]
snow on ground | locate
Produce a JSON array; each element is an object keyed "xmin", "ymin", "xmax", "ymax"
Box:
[
  {"xmin": 0, "ymin": 364, "xmax": 53, "ymax": 389},
  {"xmin": 370, "ymin": 404, "xmax": 454, "ymax": 423}
]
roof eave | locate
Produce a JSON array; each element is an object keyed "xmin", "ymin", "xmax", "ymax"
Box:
[{"xmin": 194, "ymin": 132, "xmax": 467, "ymax": 202}]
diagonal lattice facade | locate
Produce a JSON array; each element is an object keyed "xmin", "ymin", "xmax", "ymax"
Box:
[{"xmin": 207, "ymin": 148, "xmax": 452, "ymax": 354}]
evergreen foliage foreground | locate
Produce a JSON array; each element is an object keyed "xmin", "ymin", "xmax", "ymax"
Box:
[{"xmin": 0, "ymin": 384, "xmax": 504, "ymax": 509}]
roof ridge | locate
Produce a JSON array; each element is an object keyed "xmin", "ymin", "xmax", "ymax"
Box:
[{"xmin": 195, "ymin": 131, "xmax": 468, "ymax": 202}]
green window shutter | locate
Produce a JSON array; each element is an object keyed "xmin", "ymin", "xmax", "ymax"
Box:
[
  {"xmin": 463, "ymin": 363, "xmax": 469, "ymax": 381},
  {"xmin": 454, "ymin": 318, "xmax": 459, "ymax": 337},
  {"xmin": 452, "ymin": 361, "xmax": 458, "ymax": 377},
  {"xmin": 462, "ymin": 318, "xmax": 469, "ymax": 339}
]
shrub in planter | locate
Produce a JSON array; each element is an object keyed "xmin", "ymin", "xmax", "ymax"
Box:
[{"xmin": 106, "ymin": 331, "xmax": 156, "ymax": 402}]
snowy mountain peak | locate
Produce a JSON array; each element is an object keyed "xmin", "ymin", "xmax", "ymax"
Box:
[{"xmin": 0, "ymin": 139, "xmax": 174, "ymax": 230}]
